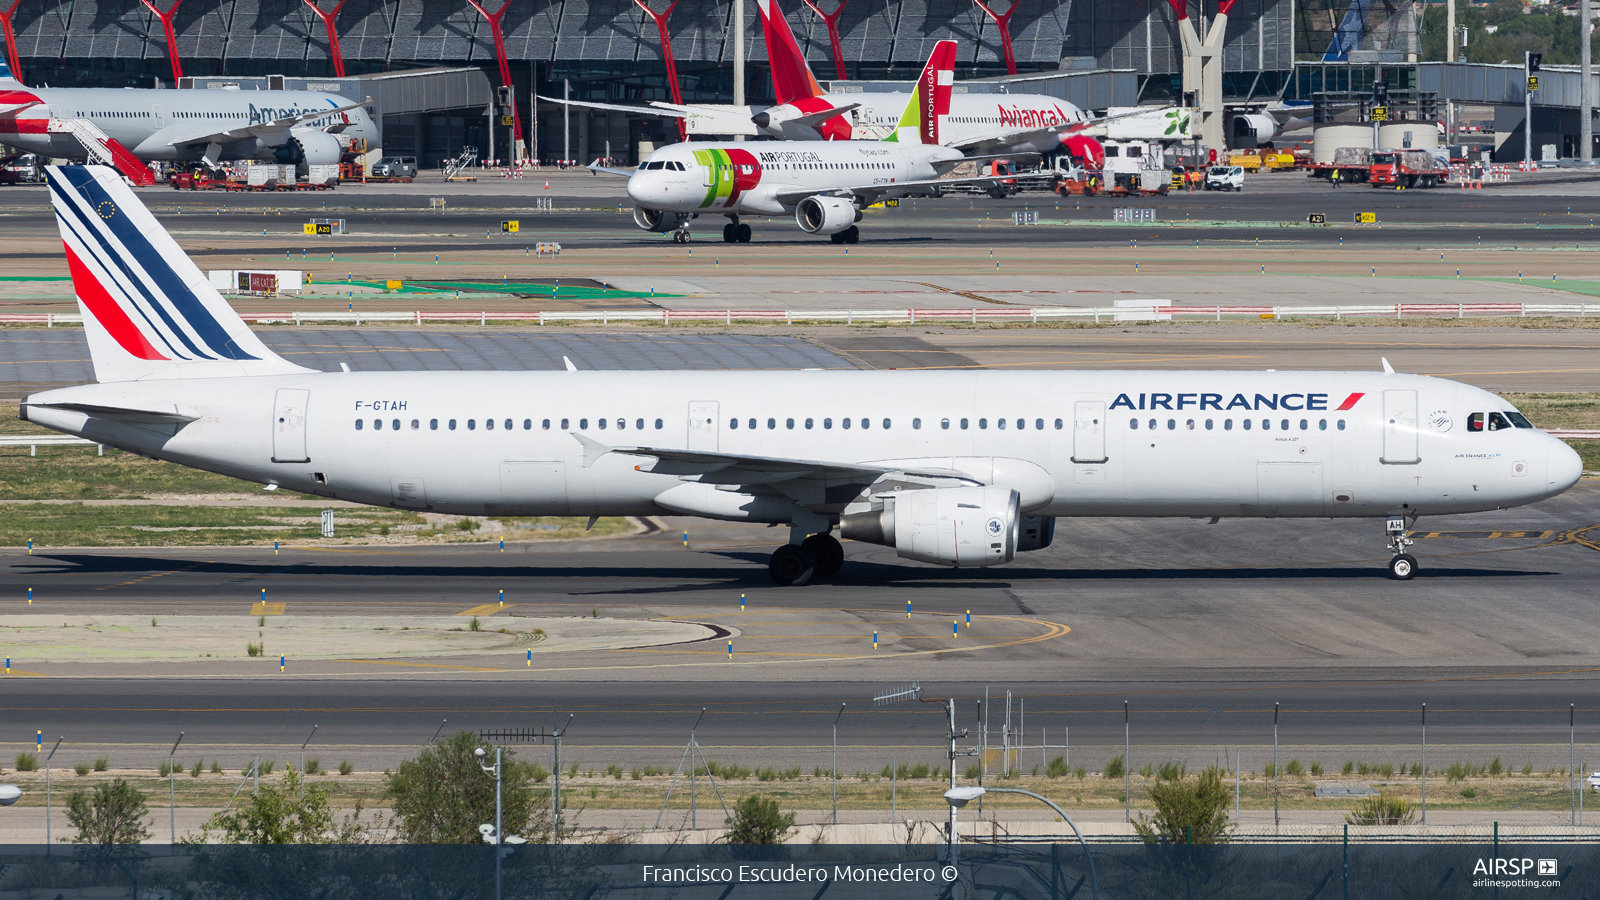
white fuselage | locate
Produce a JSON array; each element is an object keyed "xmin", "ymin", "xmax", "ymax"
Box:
[
  {"xmin": 627, "ymin": 140, "xmax": 958, "ymax": 217},
  {"xmin": 770, "ymin": 91, "xmax": 1087, "ymax": 154},
  {"xmin": 0, "ymin": 87, "xmax": 378, "ymax": 162},
  {"xmin": 23, "ymin": 370, "xmax": 1581, "ymax": 524}
]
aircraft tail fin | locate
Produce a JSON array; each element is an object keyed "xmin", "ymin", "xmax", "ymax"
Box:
[
  {"xmin": 884, "ymin": 40, "xmax": 955, "ymax": 144},
  {"xmin": 47, "ymin": 165, "xmax": 314, "ymax": 383},
  {"xmin": 757, "ymin": 0, "xmax": 824, "ymax": 105}
]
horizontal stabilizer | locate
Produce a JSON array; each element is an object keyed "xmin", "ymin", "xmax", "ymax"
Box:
[{"xmin": 23, "ymin": 401, "xmax": 199, "ymax": 424}]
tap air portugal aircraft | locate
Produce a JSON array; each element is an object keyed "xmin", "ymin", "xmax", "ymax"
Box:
[
  {"xmin": 25, "ymin": 166, "xmax": 1584, "ymax": 585},
  {"xmin": 0, "ymin": 61, "xmax": 375, "ymax": 182},
  {"xmin": 544, "ymin": 0, "xmax": 1106, "ymax": 162},
  {"xmin": 599, "ymin": 42, "xmax": 1017, "ymax": 244}
]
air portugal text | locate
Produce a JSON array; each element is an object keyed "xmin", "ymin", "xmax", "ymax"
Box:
[{"xmin": 1111, "ymin": 392, "xmax": 1346, "ymax": 412}]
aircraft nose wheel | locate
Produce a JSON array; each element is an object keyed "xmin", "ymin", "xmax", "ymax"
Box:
[
  {"xmin": 768, "ymin": 544, "xmax": 818, "ymax": 586},
  {"xmin": 1383, "ymin": 515, "xmax": 1416, "ymax": 580},
  {"xmin": 1388, "ymin": 554, "xmax": 1418, "ymax": 580},
  {"xmin": 801, "ymin": 533, "xmax": 844, "ymax": 579}
]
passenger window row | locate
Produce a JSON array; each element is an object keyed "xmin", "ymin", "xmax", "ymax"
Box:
[
  {"xmin": 728, "ymin": 417, "xmax": 1069, "ymax": 431},
  {"xmin": 356, "ymin": 417, "xmax": 670, "ymax": 432},
  {"xmin": 1130, "ymin": 417, "xmax": 1346, "ymax": 432}
]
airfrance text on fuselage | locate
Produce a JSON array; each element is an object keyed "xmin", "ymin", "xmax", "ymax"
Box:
[{"xmin": 1111, "ymin": 392, "xmax": 1349, "ymax": 412}]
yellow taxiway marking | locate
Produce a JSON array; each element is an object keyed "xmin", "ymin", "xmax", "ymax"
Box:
[
  {"xmin": 4, "ymin": 670, "xmax": 49, "ymax": 677},
  {"xmin": 249, "ymin": 601, "xmax": 286, "ymax": 615},
  {"xmin": 96, "ymin": 569, "xmax": 182, "ymax": 591},
  {"xmin": 457, "ymin": 602, "xmax": 517, "ymax": 616},
  {"xmin": 1410, "ymin": 530, "xmax": 1555, "ymax": 539},
  {"xmin": 337, "ymin": 660, "xmax": 505, "ymax": 672}
]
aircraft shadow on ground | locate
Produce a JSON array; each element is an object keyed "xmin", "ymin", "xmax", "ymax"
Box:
[{"xmin": 9, "ymin": 553, "xmax": 1554, "ymax": 596}]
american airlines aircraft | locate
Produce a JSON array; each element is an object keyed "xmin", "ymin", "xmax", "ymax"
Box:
[
  {"xmin": 24, "ymin": 166, "xmax": 1583, "ymax": 585},
  {"xmin": 0, "ymin": 61, "xmax": 376, "ymax": 181},
  {"xmin": 545, "ymin": 0, "xmax": 1107, "ymax": 163},
  {"xmin": 601, "ymin": 42, "xmax": 1014, "ymax": 244}
]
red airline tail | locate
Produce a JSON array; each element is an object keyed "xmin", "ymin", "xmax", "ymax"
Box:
[
  {"xmin": 757, "ymin": 0, "xmax": 825, "ymax": 105},
  {"xmin": 917, "ymin": 40, "xmax": 956, "ymax": 145}
]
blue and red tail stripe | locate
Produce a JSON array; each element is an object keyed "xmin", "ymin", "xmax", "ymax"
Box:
[{"xmin": 50, "ymin": 167, "xmax": 258, "ymax": 362}]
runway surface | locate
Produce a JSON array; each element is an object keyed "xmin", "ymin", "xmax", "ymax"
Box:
[{"xmin": 2, "ymin": 484, "xmax": 1598, "ymax": 765}]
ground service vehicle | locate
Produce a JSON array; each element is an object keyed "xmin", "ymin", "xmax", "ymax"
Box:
[
  {"xmin": 1369, "ymin": 150, "xmax": 1448, "ymax": 188},
  {"xmin": 1205, "ymin": 165, "xmax": 1245, "ymax": 191},
  {"xmin": 370, "ymin": 156, "xmax": 418, "ymax": 181}
]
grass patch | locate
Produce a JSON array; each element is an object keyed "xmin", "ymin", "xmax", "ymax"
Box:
[
  {"xmin": 1503, "ymin": 393, "xmax": 1600, "ymax": 430},
  {"xmin": 0, "ymin": 503, "xmax": 426, "ymax": 547}
]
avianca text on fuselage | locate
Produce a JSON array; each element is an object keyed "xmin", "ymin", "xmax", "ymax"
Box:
[{"xmin": 1110, "ymin": 391, "xmax": 1365, "ymax": 412}]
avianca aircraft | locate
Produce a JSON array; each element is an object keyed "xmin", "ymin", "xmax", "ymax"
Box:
[
  {"xmin": 601, "ymin": 42, "xmax": 1014, "ymax": 244},
  {"xmin": 545, "ymin": 0, "xmax": 1106, "ymax": 164},
  {"xmin": 0, "ymin": 61, "xmax": 376, "ymax": 179},
  {"xmin": 25, "ymin": 166, "xmax": 1583, "ymax": 585}
]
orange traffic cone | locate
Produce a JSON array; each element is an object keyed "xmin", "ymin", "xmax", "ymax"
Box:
[{"xmin": 544, "ymin": 180, "xmax": 550, "ymax": 189}]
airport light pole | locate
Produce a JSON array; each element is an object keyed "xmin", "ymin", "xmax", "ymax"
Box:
[
  {"xmin": 476, "ymin": 746, "xmax": 503, "ymax": 900},
  {"xmin": 44, "ymin": 736, "xmax": 61, "ymax": 850},
  {"xmin": 428, "ymin": 719, "xmax": 448, "ymax": 745},
  {"xmin": 944, "ymin": 787, "xmax": 1101, "ymax": 900},
  {"xmin": 168, "ymin": 732, "xmax": 184, "ymax": 844},
  {"xmin": 831, "ymin": 703, "xmax": 846, "ymax": 827},
  {"xmin": 1420, "ymin": 704, "xmax": 1427, "ymax": 825},
  {"xmin": 1272, "ymin": 702, "xmax": 1279, "ymax": 832},
  {"xmin": 299, "ymin": 725, "xmax": 319, "ymax": 798},
  {"xmin": 1123, "ymin": 702, "xmax": 1130, "ymax": 823}
]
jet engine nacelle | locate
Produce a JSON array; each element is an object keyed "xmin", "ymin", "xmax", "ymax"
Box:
[
  {"xmin": 795, "ymin": 195, "xmax": 858, "ymax": 235},
  {"xmin": 1230, "ymin": 113, "xmax": 1279, "ymax": 149},
  {"xmin": 633, "ymin": 206, "xmax": 692, "ymax": 233},
  {"xmin": 275, "ymin": 128, "xmax": 343, "ymax": 173},
  {"xmin": 840, "ymin": 485, "xmax": 1019, "ymax": 567}
]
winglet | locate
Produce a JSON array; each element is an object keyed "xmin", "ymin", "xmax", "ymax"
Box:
[
  {"xmin": 570, "ymin": 432, "xmax": 613, "ymax": 468},
  {"xmin": 563, "ymin": 356, "xmax": 578, "ymax": 372},
  {"xmin": 1381, "ymin": 357, "xmax": 1395, "ymax": 375}
]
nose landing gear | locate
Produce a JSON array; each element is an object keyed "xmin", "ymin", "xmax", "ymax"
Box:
[
  {"xmin": 1385, "ymin": 516, "xmax": 1417, "ymax": 580},
  {"xmin": 673, "ymin": 224, "xmax": 692, "ymax": 243}
]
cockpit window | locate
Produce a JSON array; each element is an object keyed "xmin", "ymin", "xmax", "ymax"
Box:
[
  {"xmin": 644, "ymin": 161, "xmax": 666, "ymax": 170},
  {"xmin": 1486, "ymin": 412, "xmax": 1512, "ymax": 431},
  {"xmin": 1467, "ymin": 412, "xmax": 1484, "ymax": 432},
  {"xmin": 1505, "ymin": 411, "xmax": 1534, "ymax": 428}
]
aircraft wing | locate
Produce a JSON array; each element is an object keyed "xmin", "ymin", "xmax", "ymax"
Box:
[
  {"xmin": 586, "ymin": 159, "xmax": 634, "ymax": 177},
  {"xmin": 536, "ymin": 95, "xmax": 752, "ymax": 127},
  {"xmin": 571, "ymin": 433, "xmax": 975, "ymax": 486},
  {"xmin": 944, "ymin": 107, "xmax": 1157, "ymax": 154},
  {"xmin": 773, "ymin": 174, "xmax": 1009, "ymax": 207},
  {"xmin": 166, "ymin": 96, "xmax": 369, "ymax": 147}
]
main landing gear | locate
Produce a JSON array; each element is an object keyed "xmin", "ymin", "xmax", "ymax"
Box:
[
  {"xmin": 722, "ymin": 219, "xmax": 752, "ymax": 243},
  {"xmin": 672, "ymin": 226, "xmax": 691, "ymax": 244},
  {"xmin": 768, "ymin": 532, "xmax": 845, "ymax": 586},
  {"xmin": 1385, "ymin": 516, "xmax": 1418, "ymax": 580},
  {"xmin": 828, "ymin": 226, "xmax": 860, "ymax": 245}
]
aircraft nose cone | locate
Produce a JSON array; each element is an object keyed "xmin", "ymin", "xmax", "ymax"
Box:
[{"xmin": 1548, "ymin": 437, "xmax": 1583, "ymax": 492}]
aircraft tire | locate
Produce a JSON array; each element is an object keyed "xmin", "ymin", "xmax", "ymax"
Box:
[
  {"xmin": 802, "ymin": 533, "xmax": 845, "ymax": 579},
  {"xmin": 1388, "ymin": 554, "xmax": 1418, "ymax": 580},
  {"xmin": 723, "ymin": 223, "xmax": 736, "ymax": 242},
  {"xmin": 842, "ymin": 226, "xmax": 860, "ymax": 244},
  {"xmin": 735, "ymin": 223, "xmax": 752, "ymax": 243},
  {"xmin": 829, "ymin": 232, "xmax": 844, "ymax": 244},
  {"xmin": 769, "ymin": 544, "xmax": 817, "ymax": 586}
]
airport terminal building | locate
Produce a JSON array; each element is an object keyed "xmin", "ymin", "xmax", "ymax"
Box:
[
  {"xmin": 5, "ymin": 0, "xmax": 1306, "ymax": 164},
  {"xmin": 8, "ymin": 0, "xmax": 1580, "ymax": 165}
]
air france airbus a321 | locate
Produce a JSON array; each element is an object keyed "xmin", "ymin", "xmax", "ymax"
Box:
[
  {"xmin": 24, "ymin": 166, "xmax": 1583, "ymax": 584},
  {"xmin": 597, "ymin": 41, "xmax": 1013, "ymax": 244}
]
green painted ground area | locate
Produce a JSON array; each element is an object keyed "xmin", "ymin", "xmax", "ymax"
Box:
[
  {"xmin": 344, "ymin": 279, "xmax": 675, "ymax": 299},
  {"xmin": 0, "ymin": 276, "xmax": 70, "ymax": 282}
]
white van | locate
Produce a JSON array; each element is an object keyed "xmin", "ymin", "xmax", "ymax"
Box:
[{"xmin": 1205, "ymin": 165, "xmax": 1244, "ymax": 192}]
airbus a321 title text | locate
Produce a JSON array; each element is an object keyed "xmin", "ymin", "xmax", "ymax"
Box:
[{"xmin": 640, "ymin": 864, "xmax": 957, "ymax": 884}]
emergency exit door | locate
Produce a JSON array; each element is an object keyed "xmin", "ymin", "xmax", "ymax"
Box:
[
  {"xmin": 688, "ymin": 401, "xmax": 719, "ymax": 452},
  {"xmin": 1072, "ymin": 401, "xmax": 1107, "ymax": 463},
  {"xmin": 1381, "ymin": 389, "xmax": 1419, "ymax": 464},
  {"xmin": 271, "ymin": 389, "xmax": 309, "ymax": 463}
]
